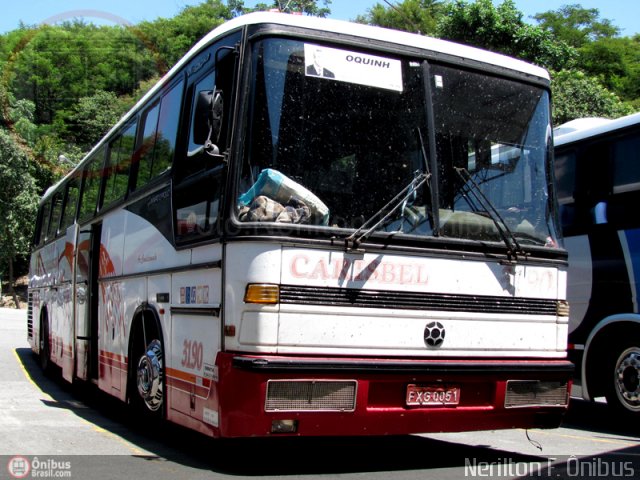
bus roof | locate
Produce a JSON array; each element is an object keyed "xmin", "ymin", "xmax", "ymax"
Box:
[
  {"xmin": 44, "ymin": 12, "xmax": 550, "ymax": 200},
  {"xmin": 191, "ymin": 12, "xmax": 550, "ymax": 79},
  {"xmin": 554, "ymin": 111, "xmax": 640, "ymax": 147}
]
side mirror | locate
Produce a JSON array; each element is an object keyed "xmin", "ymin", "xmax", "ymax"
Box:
[{"xmin": 192, "ymin": 89, "xmax": 224, "ymax": 148}]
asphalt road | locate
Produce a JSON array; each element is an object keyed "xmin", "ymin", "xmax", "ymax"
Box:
[{"xmin": 1, "ymin": 307, "xmax": 639, "ymax": 479}]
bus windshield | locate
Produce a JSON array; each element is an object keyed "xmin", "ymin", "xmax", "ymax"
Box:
[{"xmin": 237, "ymin": 37, "xmax": 559, "ymax": 248}]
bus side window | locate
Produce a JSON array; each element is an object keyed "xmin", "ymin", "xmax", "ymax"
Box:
[
  {"xmin": 135, "ymin": 79, "xmax": 184, "ymax": 190},
  {"xmin": 36, "ymin": 200, "xmax": 52, "ymax": 246},
  {"xmin": 47, "ymin": 192, "xmax": 64, "ymax": 240},
  {"xmin": 104, "ymin": 120, "xmax": 137, "ymax": 206},
  {"xmin": 174, "ymin": 69, "xmax": 222, "ymax": 243},
  {"xmin": 555, "ymin": 151, "xmax": 577, "ymax": 230},
  {"xmin": 185, "ymin": 70, "xmax": 216, "ymax": 176},
  {"xmin": 172, "ymin": 39, "xmax": 237, "ymax": 245},
  {"xmin": 78, "ymin": 147, "xmax": 106, "ymax": 223},
  {"xmin": 60, "ymin": 178, "xmax": 80, "ymax": 230},
  {"xmin": 612, "ymin": 133, "xmax": 640, "ymax": 192},
  {"xmin": 136, "ymin": 102, "xmax": 160, "ymax": 188}
]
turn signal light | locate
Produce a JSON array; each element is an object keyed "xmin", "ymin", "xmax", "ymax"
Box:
[{"xmin": 244, "ymin": 284, "xmax": 280, "ymax": 304}]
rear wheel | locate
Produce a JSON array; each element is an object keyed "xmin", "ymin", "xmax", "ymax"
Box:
[
  {"xmin": 39, "ymin": 315, "xmax": 51, "ymax": 373},
  {"xmin": 605, "ymin": 343, "xmax": 640, "ymax": 417}
]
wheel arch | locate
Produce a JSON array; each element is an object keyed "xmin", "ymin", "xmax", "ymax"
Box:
[
  {"xmin": 582, "ymin": 314, "xmax": 640, "ymax": 400},
  {"xmin": 126, "ymin": 303, "xmax": 166, "ymax": 405}
]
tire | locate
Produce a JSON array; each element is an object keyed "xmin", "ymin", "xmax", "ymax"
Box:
[
  {"xmin": 605, "ymin": 343, "xmax": 640, "ymax": 417},
  {"xmin": 39, "ymin": 316, "xmax": 51, "ymax": 373},
  {"xmin": 133, "ymin": 338, "xmax": 165, "ymax": 414}
]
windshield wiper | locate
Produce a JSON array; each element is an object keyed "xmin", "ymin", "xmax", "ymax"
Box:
[
  {"xmin": 454, "ymin": 167, "xmax": 525, "ymax": 261},
  {"xmin": 345, "ymin": 170, "xmax": 430, "ymax": 251},
  {"xmin": 417, "ymin": 127, "xmax": 438, "ymax": 236}
]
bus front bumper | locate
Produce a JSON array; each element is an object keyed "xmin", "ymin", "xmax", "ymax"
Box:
[{"xmin": 216, "ymin": 353, "xmax": 574, "ymax": 438}]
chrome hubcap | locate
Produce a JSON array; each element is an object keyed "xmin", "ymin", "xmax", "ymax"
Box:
[
  {"xmin": 137, "ymin": 340, "xmax": 163, "ymax": 411},
  {"xmin": 615, "ymin": 347, "xmax": 640, "ymax": 411}
]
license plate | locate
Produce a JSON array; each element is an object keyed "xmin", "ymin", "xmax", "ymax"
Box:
[{"xmin": 406, "ymin": 384, "xmax": 461, "ymax": 406}]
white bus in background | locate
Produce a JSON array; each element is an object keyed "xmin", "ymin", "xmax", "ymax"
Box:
[
  {"xmin": 28, "ymin": 11, "xmax": 571, "ymax": 438},
  {"xmin": 555, "ymin": 112, "xmax": 640, "ymax": 418}
]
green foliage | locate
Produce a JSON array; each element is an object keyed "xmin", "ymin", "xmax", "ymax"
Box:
[
  {"xmin": 436, "ymin": 0, "xmax": 576, "ymax": 71},
  {"xmin": 355, "ymin": 0, "xmax": 444, "ymax": 35},
  {"xmin": 551, "ymin": 69, "xmax": 634, "ymax": 125},
  {"xmin": 137, "ymin": 0, "xmax": 234, "ymax": 68},
  {"xmin": 6, "ymin": 23, "xmax": 157, "ymax": 125},
  {"xmin": 0, "ymin": 128, "xmax": 38, "ymax": 273},
  {"xmin": 533, "ymin": 4, "xmax": 619, "ymax": 49},
  {"xmin": 60, "ymin": 90, "xmax": 127, "ymax": 149},
  {"xmin": 239, "ymin": 0, "xmax": 332, "ymax": 17}
]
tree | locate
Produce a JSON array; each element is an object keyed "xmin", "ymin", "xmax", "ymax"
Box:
[
  {"xmin": 532, "ymin": 4, "xmax": 640, "ymax": 111},
  {"xmin": 355, "ymin": 0, "xmax": 444, "ymax": 35},
  {"xmin": 533, "ymin": 4, "xmax": 619, "ymax": 49},
  {"xmin": 437, "ymin": 0, "xmax": 576, "ymax": 71},
  {"xmin": 61, "ymin": 90, "xmax": 126, "ymax": 149},
  {"xmin": 137, "ymin": 0, "xmax": 234, "ymax": 68},
  {"xmin": 0, "ymin": 128, "xmax": 38, "ymax": 307},
  {"xmin": 551, "ymin": 69, "xmax": 633, "ymax": 126},
  {"xmin": 239, "ymin": 0, "xmax": 332, "ymax": 17}
]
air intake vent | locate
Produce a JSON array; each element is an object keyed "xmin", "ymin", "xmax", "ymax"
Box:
[
  {"xmin": 27, "ymin": 292, "xmax": 34, "ymax": 339},
  {"xmin": 504, "ymin": 380, "xmax": 569, "ymax": 408},
  {"xmin": 265, "ymin": 380, "xmax": 357, "ymax": 412}
]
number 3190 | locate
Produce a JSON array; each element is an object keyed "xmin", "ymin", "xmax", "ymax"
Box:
[{"xmin": 181, "ymin": 339, "xmax": 203, "ymax": 370}]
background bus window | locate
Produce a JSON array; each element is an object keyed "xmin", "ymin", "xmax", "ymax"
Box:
[
  {"xmin": 612, "ymin": 133, "xmax": 640, "ymax": 193},
  {"xmin": 135, "ymin": 79, "xmax": 184, "ymax": 189},
  {"xmin": 555, "ymin": 150, "xmax": 577, "ymax": 230},
  {"xmin": 60, "ymin": 178, "xmax": 80, "ymax": 230},
  {"xmin": 104, "ymin": 121, "xmax": 137, "ymax": 206},
  {"xmin": 78, "ymin": 147, "xmax": 106, "ymax": 223}
]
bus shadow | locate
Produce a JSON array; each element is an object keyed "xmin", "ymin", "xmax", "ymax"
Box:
[
  {"xmin": 564, "ymin": 397, "xmax": 640, "ymax": 438},
  {"xmin": 14, "ymin": 347, "xmax": 570, "ymax": 476}
]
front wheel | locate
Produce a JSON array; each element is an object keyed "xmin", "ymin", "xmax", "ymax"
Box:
[
  {"xmin": 605, "ymin": 343, "xmax": 640, "ymax": 417},
  {"xmin": 135, "ymin": 339, "xmax": 164, "ymax": 413}
]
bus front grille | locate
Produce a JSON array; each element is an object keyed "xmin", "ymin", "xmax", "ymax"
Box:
[
  {"xmin": 279, "ymin": 285, "xmax": 558, "ymax": 315},
  {"xmin": 265, "ymin": 380, "xmax": 357, "ymax": 412},
  {"xmin": 504, "ymin": 380, "xmax": 569, "ymax": 408}
]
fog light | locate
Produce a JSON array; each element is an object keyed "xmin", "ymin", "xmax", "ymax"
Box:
[{"xmin": 271, "ymin": 419, "xmax": 298, "ymax": 434}]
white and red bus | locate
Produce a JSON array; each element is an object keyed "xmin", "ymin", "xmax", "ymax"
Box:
[
  {"xmin": 555, "ymin": 112, "xmax": 640, "ymax": 417},
  {"xmin": 28, "ymin": 12, "xmax": 571, "ymax": 438}
]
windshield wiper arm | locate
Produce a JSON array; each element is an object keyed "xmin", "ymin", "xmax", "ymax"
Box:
[
  {"xmin": 454, "ymin": 167, "xmax": 524, "ymax": 260},
  {"xmin": 417, "ymin": 127, "xmax": 438, "ymax": 235},
  {"xmin": 345, "ymin": 171, "xmax": 430, "ymax": 251}
]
